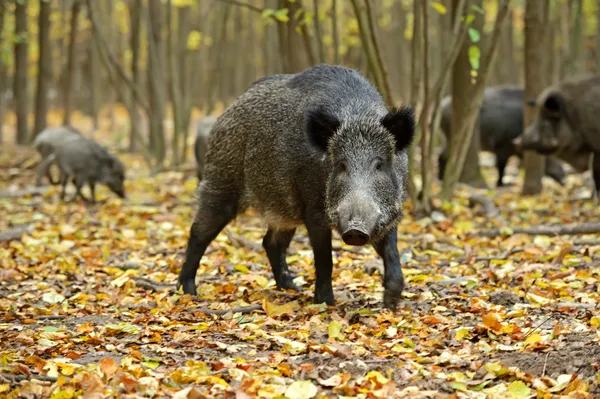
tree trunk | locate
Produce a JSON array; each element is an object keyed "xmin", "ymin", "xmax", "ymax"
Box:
[
  {"xmin": 441, "ymin": 0, "xmax": 510, "ymax": 200},
  {"xmin": 127, "ymin": 0, "xmax": 142, "ymax": 152},
  {"xmin": 147, "ymin": 0, "xmax": 167, "ymax": 166},
  {"xmin": 419, "ymin": 0, "xmax": 432, "ymax": 214},
  {"xmin": 87, "ymin": 2, "xmax": 101, "ymax": 130},
  {"xmin": 281, "ymin": 0, "xmax": 310, "ymax": 73},
  {"xmin": 597, "ymin": 0, "xmax": 600, "ymax": 73},
  {"xmin": 13, "ymin": 0, "xmax": 29, "ymax": 144},
  {"xmin": 521, "ymin": 0, "xmax": 548, "ymax": 195},
  {"xmin": 313, "ymin": 0, "xmax": 325, "ymax": 63},
  {"xmin": 0, "ymin": 2, "xmax": 6, "ymax": 143},
  {"xmin": 33, "ymin": 0, "xmax": 52, "ymax": 139},
  {"xmin": 63, "ymin": 0, "xmax": 81, "ymax": 125},
  {"xmin": 178, "ymin": 5, "xmax": 193, "ymax": 163},
  {"xmin": 407, "ymin": 0, "xmax": 422, "ymax": 203},
  {"xmin": 450, "ymin": 0, "xmax": 486, "ymax": 189},
  {"xmin": 332, "ymin": 0, "xmax": 340, "ymax": 64}
]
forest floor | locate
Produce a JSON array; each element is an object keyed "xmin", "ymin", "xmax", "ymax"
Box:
[{"xmin": 0, "ymin": 112, "xmax": 600, "ymax": 398}]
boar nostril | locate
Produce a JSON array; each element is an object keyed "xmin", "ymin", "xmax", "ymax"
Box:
[{"xmin": 341, "ymin": 229, "xmax": 370, "ymax": 246}]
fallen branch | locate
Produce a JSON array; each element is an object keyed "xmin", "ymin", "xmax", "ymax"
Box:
[
  {"xmin": 1, "ymin": 373, "xmax": 59, "ymax": 383},
  {"xmin": 132, "ymin": 277, "xmax": 174, "ymax": 292},
  {"xmin": 0, "ymin": 186, "xmax": 50, "ymax": 198},
  {"xmin": 437, "ymin": 247, "xmax": 525, "ymax": 267},
  {"xmin": 477, "ymin": 222, "xmax": 600, "ymax": 238},
  {"xmin": 188, "ymin": 304, "xmax": 263, "ymax": 315},
  {"xmin": 0, "ymin": 224, "xmax": 33, "ymax": 242},
  {"xmin": 225, "ymin": 228, "xmax": 262, "ymax": 252}
]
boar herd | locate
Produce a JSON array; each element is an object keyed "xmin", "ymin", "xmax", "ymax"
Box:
[{"xmin": 31, "ymin": 64, "xmax": 600, "ymax": 308}]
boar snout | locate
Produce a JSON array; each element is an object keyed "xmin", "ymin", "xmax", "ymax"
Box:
[{"xmin": 341, "ymin": 224, "xmax": 370, "ymax": 246}]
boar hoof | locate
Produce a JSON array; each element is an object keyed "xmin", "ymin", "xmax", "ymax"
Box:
[
  {"xmin": 178, "ymin": 279, "xmax": 198, "ymax": 295},
  {"xmin": 278, "ymin": 277, "xmax": 300, "ymax": 292},
  {"xmin": 383, "ymin": 279, "xmax": 404, "ymax": 309},
  {"xmin": 314, "ymin": 289, "xmax": 335, "ymax": 306}
]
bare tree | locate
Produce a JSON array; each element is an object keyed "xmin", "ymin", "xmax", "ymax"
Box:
[
  {"xmin": 441, "ymin": 1, "xmax": 511, "ymax": 200},
  {"xmin": 332, "ymin": 0, "xmax": 340, "ymax": 64},
  {"xmin": 521, "ymin": 0, "xmax": 547, "ymax": 195},
  {"xmin": 63, "ymin": 0, "xmax": 81, "ymax": 125},
  {"xmin": 451, "ymin": 0, "xmax": 486, "ymax": 188},
  {"xmin": 0, "ymin": 1, "xmax": 7, "ymax": 143},
  {"xmin": 147, "ymin": 0, "xmax": 167, "ymax": 165},
  {"xmin": 313, "ymin": 0, "xmax": 325, "ymax": 63},
  {"xmin": 13, "ymin": 0, "xmax": 29, "ymax": 144},
  {"xmin": 127, "ymin": 0, "xmax": 143, "ymax": 152},
  {"xmin": 86, "ymin": 3, "xmax": 101, "ymax": 130},
  {"xmin": 33, "ymin": 0, "xmax": 52, "ymax": 139}
]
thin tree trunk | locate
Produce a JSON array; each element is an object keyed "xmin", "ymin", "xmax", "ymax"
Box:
[
  {"xmin": 419, "ymin": 0, "xmax": 431, "ymax": 214},
  {"xmin": 313, "ymin": 0, "xmax": 325, "ymax": 63},
  {"xmin": 178, "ymin": 5, "xmax": 194, "ymax": 163},
  {"xmin": 0, "ymin": 2, "xmax": 6, "ymax": 143},
  {"xmin": 522, "ymin": 0, "xmax": 548, "ymax": 195},
  {"xmin": 147, "ymin": 0, "xmax": 167, "ymax": 166},
  {"xmin": 13, "ymin": 0, "xmax": 29, "ymax": 144},
  {"xmin": 128, "ymin": 0, "xmax": 142, "ymax": 152},
  {"xmin": 33, "ymin": 0, "xmax": 52, "ymax": 139},
  {"xmin": 63, "ymin": 0, "xmax": 81, "ymax": 125},
  {"xmin": 441, "ymin": 0, "xmax": 510, "ymax": 200},
  {"xmin": 597, "ymin": 0, "xmax": 600, "ymax": 72},
  {"xmin": 87, "ymin": 2, "xmax": 100, "ymax": 130},
  {"xmin": 168, "ymin": 0, "xmax": 183, "ymax": 166},
  {"xmin": 451, "ymin": 0, "xmax": 486, "ymax": 188},
  {"xmin": 332, "ymin": 0, "xmax": 340, "ymax": 64},
  {"xmin": 282, "ymin": 0, "xmax": 310, "ymax": 73},
  {"xmin": 407, "ymin": 0, "xmax": 422, "ymax": 203}
]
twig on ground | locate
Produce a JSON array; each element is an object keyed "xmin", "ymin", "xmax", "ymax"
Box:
[
  {"xmin": 225, "ymin": 228, "xmax": 262, "ymax": 252},
  {"xmin": 114, "ymin": 261, "xmax": 141, "ymax": 270},
  {"xmin": 477, "ymin": 222, "xmax": 600, "ymax": 238},
  {"xmin": 0, "ymin": 224, "xmax": 33, "ymax": 242},
  {"xmin": 555, "ymin": 302, "xmax": 599, "ymax": 310},
  {"xmin": 1, "ymin": 373, "xmax": 59, "ymax": 383},
  {"xmin": 0, "ymin": 186, "xmax": 50, "ymax": 198},
  {"xmin": 35, "ymin": 315, "xmax": 68, "ymax": 320},
  {"xmin": 436, "ymin": 247, "xmax": 525, "ymax": 267},
  {"xmin": 132, "ymin": 277, "xmax": 174, "ymax": 291},
  {"xmin": 187, "ymin": 304, "xmax": 263, "ymax": 315}
]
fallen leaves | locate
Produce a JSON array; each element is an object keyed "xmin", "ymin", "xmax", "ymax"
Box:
[{"xmin": 1, "ymin": 130, "xmax": 600, "ymax": 398}]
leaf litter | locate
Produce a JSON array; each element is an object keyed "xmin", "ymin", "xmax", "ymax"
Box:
[{"xmin": 1, "ymin": 133, "xmax": 600, "ymax": 398}]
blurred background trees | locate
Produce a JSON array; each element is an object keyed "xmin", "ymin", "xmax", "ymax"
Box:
[{"xmin": 1, "ymin": 0, "xmax": 599, "ymax": 206}]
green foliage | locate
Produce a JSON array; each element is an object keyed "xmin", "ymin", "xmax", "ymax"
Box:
[
  {"xmin": 468, "ymin": 45, "xmax": 480, "ymax": 70},
  {"xmin": 261, "ymin": 8, "xmax": 290, "ymax": 24},
  {"xmin": 468, "ymin": 28, "xmax": 480, "ymax": 43}
]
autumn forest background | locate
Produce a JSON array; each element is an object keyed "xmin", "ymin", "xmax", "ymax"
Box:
[{"xmin": 1, "ymin": 0, "xmax": 600, "ymax": 398}]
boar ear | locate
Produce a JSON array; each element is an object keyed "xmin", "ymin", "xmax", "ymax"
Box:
[
  {"xmin": 305, "ymin": 105, "xmax": 341, "ymax": 153},
  {"xmin": 381, "ymin": 105, "xmax": 415, "ymax": 153},
  {"xmin": 542, "ymin": 93, "xmax": 563, "ymax": 119}
]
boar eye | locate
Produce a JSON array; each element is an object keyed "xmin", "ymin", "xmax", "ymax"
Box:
[
  {"xmin": 337, "ymin": 160, "xmax": 348, "ymax": 172},
  {"xmin": 373, "ymin": 158, "xmax": 384, "ymax": 171}
]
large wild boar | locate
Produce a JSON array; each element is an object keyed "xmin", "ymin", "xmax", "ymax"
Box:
[
  {"xmin": 514, "ymin": 75, "xmax": 600, "ymax": 195},
  {"xmin": 177, "ymin": 65, "xmax": 415, "ymax": 308}
]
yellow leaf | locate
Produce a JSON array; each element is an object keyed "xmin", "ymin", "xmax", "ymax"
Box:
[
  {"xmin": 482, "ymin": 312, "xmax": 504, "ymax": 333},
  {"xmin": 365, "ymin": 370, "xmax": 389, "ymax": 384},
  {"xmin": 430, "ymin": 2, "xmax": 447, "ymax": 14},
  {"xmin": 508, "ymin": 381, "xmax": 531, "ymax": 398},
  {"xmin": 0, "ymin": 384, "xmax": 9, "ymax": 393},
  {"xmin": 262, "ymin": 300, "xmax": 299, "ymax": 317},
  {"xmin": 328, "ymin": 320, "xmax": 345, "ymax": 341},
  {"xmin": 455, "ymin": 327, "xmax": 470, "ymax": 340},
  {"xmin": 285, "ymin": 380, "xmax": 318, "ymax": 399},
  {"xmin": 234, "ymin": 264, "xmax": 249, "ymax": 273},
  {"xmin": 255, "ymin": 275, "xmax": 269, "ymax": 288},
  {"xmin": 524, "ymin": 332, "xmax": 542, "ymax": 348},
  {"xmin": 590, "ymin": 316, "xmax": 600, "ymax": 328},
  {"xmin": 526, "ymin": 292, "xmax": 551, "ymax": 305}
]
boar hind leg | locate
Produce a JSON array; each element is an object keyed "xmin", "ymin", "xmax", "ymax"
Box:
[
  {"xmin": 262, "ymin": 228, "xmax": 299, "ymax": 292},
  {"xmin": 304, "ymin": 214, "xmax": 334, "ymax": 306},
  {"xmin": 496, "ymin": 154, "xmax": 510, "ymax": 187},
  {"xmin": 177, "ymin": 186, "xmax": 239, "ymax": 295},
  {"xmin": 36, "ymin": 155, "xmax": 56, "ymax": 186},
  {"xmin": 373, "ymin": 225, "xmax": 404, "ymax": 309}
]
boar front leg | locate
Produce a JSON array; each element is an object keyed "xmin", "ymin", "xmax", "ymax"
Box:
[
  {"xmin": 373, "ymin": 225, "xmax": 405, "ymax": 309},
  {"xmin": 304, "ymin": 213, "xmax": 334, "ymax": 306},
  {"xmin": 592, "ymin": 152, "xmax": 600, "ymax": 205}
]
